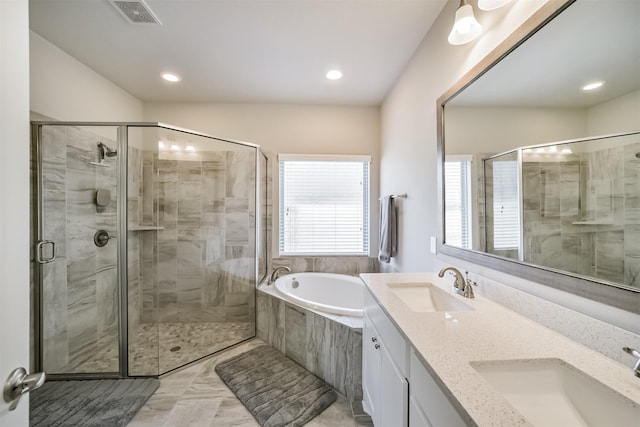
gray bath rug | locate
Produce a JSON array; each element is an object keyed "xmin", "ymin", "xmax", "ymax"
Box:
[
  {"xmin": 215, "ymin": 345, "xmax": 337, "ymax": 427},
  {"xmin": 30, "ymin": 378, "xmax": 159, "ymax": 427}
]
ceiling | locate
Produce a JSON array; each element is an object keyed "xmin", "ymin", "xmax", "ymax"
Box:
[
  {"xmin": 29, "ymin": 0, "xmax": 448, "ymax": 106},
  {"xmin": 448, "ymin": 0, "xmax": 640, "ymax": 109}
]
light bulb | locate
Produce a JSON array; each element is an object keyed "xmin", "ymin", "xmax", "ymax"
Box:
[{"xmin": 448, "ymin": 3, "xmax": 482, "ymax": 45}]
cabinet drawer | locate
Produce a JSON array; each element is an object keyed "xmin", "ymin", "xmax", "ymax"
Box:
[
  {"xmin": 364, "ymin": 288, "xmax": 408, "ymax": 375},
  {"xmin": 409, "ymin": 350, "xmax": 467, "ymax": 427}
]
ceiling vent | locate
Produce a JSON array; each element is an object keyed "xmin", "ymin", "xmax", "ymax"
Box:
[{"xmin": 108, "ymin": 0, "xmax": 162, "ymax": 25}]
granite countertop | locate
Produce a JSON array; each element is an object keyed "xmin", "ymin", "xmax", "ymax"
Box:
[{"xmin": 359, "ymin": 272, "xmax": 640, "ymax": 426}]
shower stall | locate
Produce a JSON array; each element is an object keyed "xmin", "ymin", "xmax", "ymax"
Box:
[{"xmin": 32, "ymin": 122, "xmax": 268, "ymax": 378}]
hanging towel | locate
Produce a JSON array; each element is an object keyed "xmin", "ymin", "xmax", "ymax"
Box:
[{"xmin": 378, "ymin": 196, "xmax": 397, "ymax": 263}]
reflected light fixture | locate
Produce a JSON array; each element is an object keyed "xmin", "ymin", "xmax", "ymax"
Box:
[
  {"xmin": 170, "ymin": 144, "xmax": 181, "ymax": 151},
  {"xmin": 478, "ymin": 0, "xmax": 513, "ymax": 11},
  {"xmin": 581, "ymin": 81, "xmax": 605, "ymax": 91},
  {"xmin": 561, "ymin": 148, "xmax": 573, "ymax": 155},
  {"xmin": 185, "ymin": 145, "xmax": 196, "ymax": 152},
  {"xmin": 448, "ymin": 0, "xmax": 482, "ymax": 45}
]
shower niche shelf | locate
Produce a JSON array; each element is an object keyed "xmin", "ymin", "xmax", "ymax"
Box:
[{"xmin": 129, "ymin": 225, "xmax": 165, "ymax": 231}]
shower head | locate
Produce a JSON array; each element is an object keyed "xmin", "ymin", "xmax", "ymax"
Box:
[{"xmin": 98, "ymin": 142, "xmax": 118, "ymax": 159}]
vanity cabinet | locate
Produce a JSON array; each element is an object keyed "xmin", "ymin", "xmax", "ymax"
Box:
[
  {"xmin": 362, "ymin": 288, "xmax": 468, "ymax": 427},
  {"xmin": 363, "ymin": 290, "xmax": 409, "ymax": 427}
]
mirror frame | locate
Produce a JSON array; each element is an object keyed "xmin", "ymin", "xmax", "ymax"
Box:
[{"xmin": 436, "ymin": 0, "xmax": 640, "ymax": 315}]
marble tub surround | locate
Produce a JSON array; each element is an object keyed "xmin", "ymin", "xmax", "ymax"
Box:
[
  {"xmin": 256, "ymin": 290, "xmax": 363, "ymax": 400},
  {"xmin": 272, "ymin": 256, "xmax": 377, "ymax": 276},
  {"xmin": 259, "ymin": 284, "xmax": 363, "ymax": 330},
  {"xmin": 360, "ymin": 272, "xmax": 640, "ymax": 426}
]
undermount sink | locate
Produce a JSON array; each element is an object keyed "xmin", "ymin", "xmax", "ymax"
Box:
[
  {"xmin": 387, "ymin": 282, "xmax": 474, "ymax": 313},
  {"xmin": 471, "ymin": 358, "xmax": 640, "ymax": 426}
]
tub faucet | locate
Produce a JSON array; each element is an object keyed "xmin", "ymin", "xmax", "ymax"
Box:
[
  {"xmin": 623, "ymin": 347, "xmax": 640, "ymax": 378},
  {"xmin": 269, "ymin": 266, "xmax": 291, "ymax": 285},
  {"xmin": 438, "ymin": 266, "xmax": 476, "ymax": 298}
]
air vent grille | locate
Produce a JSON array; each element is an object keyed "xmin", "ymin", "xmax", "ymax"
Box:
[{"xmin": 110, "ymin": 0, "xmax": 162, "ymax": 25}]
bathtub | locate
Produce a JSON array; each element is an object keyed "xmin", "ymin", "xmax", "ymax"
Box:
[{"xmin": 274, "ymin": 272, "xmax": 364, "ymax": 317}]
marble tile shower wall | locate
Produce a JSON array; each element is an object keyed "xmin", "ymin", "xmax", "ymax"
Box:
[
  {"xmin": 520, "ymin": 143, "xmax": 640, "ymax": 287},
  {"xmin": 132, "ymin": 148, "xmax": 257, "ymax": 326},
  {"xmin": 40, "ymin": 126, "xmax": 120, "ymax": 372}
]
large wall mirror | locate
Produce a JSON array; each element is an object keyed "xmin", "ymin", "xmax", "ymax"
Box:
[{"xmin": 438, "ymin": 0, "xmax": 640, "ymax": 313}]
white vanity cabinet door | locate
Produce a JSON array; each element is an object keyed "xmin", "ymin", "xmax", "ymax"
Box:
[
  {"xmin": 362, "ymin": 313, "xmax": 381, "ymax": 425},
  {"xmin": 409, "ymin": 396, "xmax": 433, "ymax": 427},
  {"xmin": 409, "ymin": 351, "xmax": 467, "ymax": 427},
  {"xmin": 380, "ymin": 343, "xmax": 409, "ymax": 427}
]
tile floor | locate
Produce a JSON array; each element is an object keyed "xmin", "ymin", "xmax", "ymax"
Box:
[{"xmin": 127, "ymin": 339, "xmax": 361, "ymax": 427}]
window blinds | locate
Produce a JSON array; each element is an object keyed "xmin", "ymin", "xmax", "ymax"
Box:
[
  {"xmin": 492, "ymin": 161, "xmax": 520, "ymax": 250},
  {"xmin": 444, "ymin": 160, "xmax": 472, "ymax": 249},
  {"xmin": 279, "ymin": 156, "xmax": 370, "ymax": 255}
]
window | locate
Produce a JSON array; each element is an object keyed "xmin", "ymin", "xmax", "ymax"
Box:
[
  {"xmin": 444, "ymin": 157, "xmax": 472, "ymax": 249},
  {"xmin": 279, "ymin": 154, "xmax": 370, "ymax": 255},
  {"xmin": 492, "ymin": 160, "xmax": 520, "ymax": 250}
]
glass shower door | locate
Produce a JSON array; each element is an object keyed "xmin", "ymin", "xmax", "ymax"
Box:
[
  {"xmin": 37, "ymin": 124, "xmax": 121, "ymax": 375},
  {"xmin": 127, "ymin": 125, "xmax": 258, "ymax": 376}
]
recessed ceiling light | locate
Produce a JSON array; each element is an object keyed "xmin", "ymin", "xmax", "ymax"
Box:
[
  {"xmin": 581, "ymin": 81, "xmax": 604, "ymax": 91},
  {"xmin": 326, "ymin": 70, "xmax": 343, "ymax": 80},
  {"xmin": 161, "ymin": 72, "xmax": 181, "ymax": 83}
]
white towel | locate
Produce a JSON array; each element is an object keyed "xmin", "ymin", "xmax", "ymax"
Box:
[{"xmin": 378, "ymin": 196, "xmax": 397, "ymax": 263}]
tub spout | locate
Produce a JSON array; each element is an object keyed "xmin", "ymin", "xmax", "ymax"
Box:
[{"xmin": 269, "ymin": 266, "xmax": 291, "ymax": 285}]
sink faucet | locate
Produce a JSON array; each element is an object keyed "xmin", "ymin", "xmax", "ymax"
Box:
[
  {"xmin": 623, "ymin": 347, "xmax": 640, "ymax": 378},
  {"xmin": 438, "ymin": 267, "xmax": 477, "ymax": 298},
  {"xmin": 268, "ymin": 266, "xmax": 291, "ymax": 285}
]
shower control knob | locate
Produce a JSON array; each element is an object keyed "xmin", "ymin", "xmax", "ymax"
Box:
[{"xmin": 94, "ymin": 230, "xmax": 114, "ymax": 247}]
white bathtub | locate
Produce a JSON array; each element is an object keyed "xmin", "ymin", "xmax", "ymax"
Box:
[{"xmin": 274, "ymin": 272, "xmax": 364, "ymax": 317}]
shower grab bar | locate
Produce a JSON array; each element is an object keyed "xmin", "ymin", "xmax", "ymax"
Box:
[{"xmin": 36, "ymin": 240, "xmax": 56, "ymax": 264}]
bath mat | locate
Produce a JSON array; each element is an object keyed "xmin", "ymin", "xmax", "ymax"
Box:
[
  {"xmin": 30, "ymin": 378, "xmax": 159, "ymax": 427},
  {"xmin": 215, "ymin": 345, "xmax": 337, "ymax": 427}
]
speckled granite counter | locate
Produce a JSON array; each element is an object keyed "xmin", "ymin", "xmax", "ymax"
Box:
[{"xmin": 359, "ymin": 272, "xmax": 640, "ymax": 426}]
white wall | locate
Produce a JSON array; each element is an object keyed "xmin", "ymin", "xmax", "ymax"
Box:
[
  {"xmin": 445, "ymin": 106, "xmax": 587, "ymax": 155},
  {"xmin": 30, "ymin": 31, "xmax": 143, "ymax": 121},
  {"xmin": 144, "ymin": 102, "xmax": 381, "ymax": 256},
  {"xmin": 0, "ymin": 0, "xmax": 30, "ymax": 424},
  {"xmin": 587, "ymin": 89, "xmax": 640, "ymax": 136},
  {"xmin": 380, "ymin": 0, "xmax": 547, "ymax": 273}
]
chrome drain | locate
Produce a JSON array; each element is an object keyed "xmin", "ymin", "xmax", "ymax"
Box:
[{"xmin": 170, "ymin": 346, "xmax": 181, "ymax": 352}]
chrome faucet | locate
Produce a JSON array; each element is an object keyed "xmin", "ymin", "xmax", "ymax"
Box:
[
  {"xmin": 438, "ymin": 266, "xmax": 477, "ymax": 298},
  {"xmin": 268, "ymin": 266, "xmax": 291, "ymax": 285},
  {"xmin": 623, "ymin": 347, "xmax": 640, "ymax": 378}
]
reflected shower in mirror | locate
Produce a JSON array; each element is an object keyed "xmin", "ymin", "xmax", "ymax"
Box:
[{"xmin": 441, "ymin": 0, "xmax": 640, "ymax": 292}]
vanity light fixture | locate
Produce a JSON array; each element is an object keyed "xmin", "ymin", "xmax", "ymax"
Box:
[
  {"xmin": 161, "ymin": 72, "xmax": 181, "ymax": 83},
  {"xmin": 448, "ymin": 0, "xmax": 482, "ymax": 45},
  {"xmin": 581, "ymin": 81, "xmax": 605, "ymax": 91},
  {"xmin": 326, "ymin": 70, "xmax": 343, "ymax": 80},
  {"xmin": 478, "ymin": 0, "xmax": 513, "ymax": 11}
]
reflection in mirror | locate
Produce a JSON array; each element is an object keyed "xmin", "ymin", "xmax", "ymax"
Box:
[{"xmin": 441, "ymin": 0, "xmax": 640, "ymax": 292}]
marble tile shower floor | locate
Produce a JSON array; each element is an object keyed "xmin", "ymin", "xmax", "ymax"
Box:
[
  {"xmin": 65, "ymin": 322, "xmax": 255, "ymax": 375},
  {"xmin": 127, "ymin": 339, "xmax": 360, "ymax": 427}
]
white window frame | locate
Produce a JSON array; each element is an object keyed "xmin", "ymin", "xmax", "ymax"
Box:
[{"xmin": 278, "ymin": 154, "xmax": 371, "ymax": 256}]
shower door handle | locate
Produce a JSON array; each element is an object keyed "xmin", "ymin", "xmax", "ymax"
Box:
[{"xmin": 36, "ymin": 240, "xmax": 56, "ymax": 264}]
